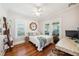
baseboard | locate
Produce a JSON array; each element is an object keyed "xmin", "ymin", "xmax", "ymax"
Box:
[{"xmin": 14, "ymin": 40, "xmax": 25, "ymax": 45}]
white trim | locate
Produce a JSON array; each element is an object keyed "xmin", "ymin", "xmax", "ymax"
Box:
[{"xmin": 13, "ymin": 40, "xmax": 25, "ymax": 45}]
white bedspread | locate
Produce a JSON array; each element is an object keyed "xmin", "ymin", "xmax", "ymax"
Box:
[{"xmin": 29, "ymin": 35, "xmax": 53, "ymax": 51}]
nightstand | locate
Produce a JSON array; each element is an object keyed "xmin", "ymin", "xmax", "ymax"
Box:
[{"xmin": 25, "ymin": 36, "xmax": 29, "ymax": 43}]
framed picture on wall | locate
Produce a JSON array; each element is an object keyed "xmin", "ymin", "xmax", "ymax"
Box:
[
  {"xmin": 52, "ymin": 22, "xmax": 59, "ymax": 36},
  {"xmin": 17, "ymin": 24, "xmax": 25, "ymax": 36},
  {"xmin": 29, "ymin": 22, "xmax": 37, "ymax": 31},
  {"xmin": 45, "ymin": 24, "xmax": 49, "ymax": 35}
]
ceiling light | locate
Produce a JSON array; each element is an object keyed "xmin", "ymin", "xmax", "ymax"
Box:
[{"xmin": 33, "ymin": 3, "xmax": 43, "ymax": 17}]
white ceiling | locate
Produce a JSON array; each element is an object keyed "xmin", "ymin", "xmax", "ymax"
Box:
[{"xmin": 1, "ymin": 3, "xmax": 69, "ymax": 20}]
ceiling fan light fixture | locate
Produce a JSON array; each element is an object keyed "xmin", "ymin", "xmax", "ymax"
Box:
[{"xmin": 33, "ymin": 3, "xmax": 43, "ymax": 17}]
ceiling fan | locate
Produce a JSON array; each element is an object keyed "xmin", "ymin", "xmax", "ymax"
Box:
[{"xmin": 33, "ymin": 3, "xmax": 43, "ymax": 17}]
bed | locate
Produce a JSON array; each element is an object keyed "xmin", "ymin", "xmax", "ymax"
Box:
[{"xmin": 29, "ymin": 35, "xmax": 53, "ymax": 51}]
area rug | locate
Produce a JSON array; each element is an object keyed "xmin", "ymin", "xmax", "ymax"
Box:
[{"xmin": 47, "ymin": 48, "xmax": 72, "ymax": 56}]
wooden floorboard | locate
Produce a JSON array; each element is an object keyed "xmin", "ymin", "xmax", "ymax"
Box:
[{"xmin": 5, "ymin": 42, "xmax": 55, "ymax": 56}]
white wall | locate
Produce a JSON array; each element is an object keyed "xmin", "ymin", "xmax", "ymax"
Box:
[
  {"xmin": 5, "ymin": 4, "xmax": 79, "ymax": 44},
  {"xmin": 0, "ymin": 4, "xmax": 7, "ymax": 17},
  {"xmin": 0, "ymin": 4, "xmax": 7, "ymax": 29},
  {"xmin": 59, "ymin": 5, "xmax": 79, "ymax": 38},
  {"xmin": 39, "ymin": 5, "xmax": 79, "ymax": 38},
  {"xmin": 7, "ymin": 11, "xmax": 40, "ymax": 44},
  {"xmin": 38, "ymin": 19, "xmax": 52, "ymax": 35}
]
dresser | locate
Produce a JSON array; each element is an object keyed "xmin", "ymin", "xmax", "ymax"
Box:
[{"xmin": 0, "ymin": 35, "xmax": 5, "ymax": 56}]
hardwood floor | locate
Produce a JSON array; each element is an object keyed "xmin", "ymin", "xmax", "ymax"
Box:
[{"xmin": 5, "ymin": 42, "xmax": 55, "ymax": 56}]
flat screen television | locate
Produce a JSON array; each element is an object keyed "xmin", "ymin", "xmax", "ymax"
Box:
[{"xmin": 65, "ymin": 30, "xmax": 79, "ymax": 39}]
